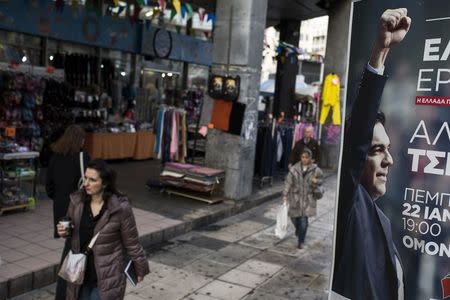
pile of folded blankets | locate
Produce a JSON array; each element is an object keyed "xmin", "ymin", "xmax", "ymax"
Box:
[{"xmin": 160, "ymin": 162, "xmax": 225, "ymax": 193}]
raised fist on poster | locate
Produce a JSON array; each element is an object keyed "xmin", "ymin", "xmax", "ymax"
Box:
[{"xmin": 370, "ymin": 8, "xmax": 412, "ymax": 68}]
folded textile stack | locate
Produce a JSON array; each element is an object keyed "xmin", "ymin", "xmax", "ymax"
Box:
[{"xmin": 160, "ymin": 162, "xmax": 225, "ymax": 193}]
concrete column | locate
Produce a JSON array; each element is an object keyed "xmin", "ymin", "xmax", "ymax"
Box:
[
  {"xmin": 202, "ymin": 0, "xmax": 268, "ymax": 200},
  {"xmin": 321, "ymin": 0, "xmax": 352, "ymax": 170},
  {"xmin": 323, "ymin": 0, "xmax": 352, "ymax": 84},
  {"xmin": 273, "ymin": 20, "xmax": 300, "ymax": 118}
]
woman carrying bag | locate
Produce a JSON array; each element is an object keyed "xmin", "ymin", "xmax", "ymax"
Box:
[
  {"xmin": 57, "ymin": 159, "xmax": 149, "ymax": 300},
  {"xmin": 282, "ymin": 148, "xmax": 323, "ymax": 249}
]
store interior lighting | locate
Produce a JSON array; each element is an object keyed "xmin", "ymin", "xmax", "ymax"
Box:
[
  {"xmin": 120, "ymin": 71, "xmax": 126, "ymax": 76},
  {"xmin": 161, "ymin": 73, "xmax": 166, "ymax": 78},
  {"xmin": 167, "ymin": 72, "xmax": 173, "ymax": 77},
  {"xmin": 21, "ymin": 56, "xmax": 27, "ymax": 63},
  {"xmin": 49, "ymin": 55, "xmax": 54, "ymax": 61},
  {"xmin": 101, "ymin": 64, "xmax": 104, "ymax": 68}
]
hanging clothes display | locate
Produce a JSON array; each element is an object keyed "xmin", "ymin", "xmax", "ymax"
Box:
[
  {"xmin": 254, "ymin": 122, "xmax": 295, "ymax": 177},
  {"xmin": 319, "ymin": 73, "xmax": 341, "ymax": 125},
  {"xmin": 210, "ymin": 99, "xmax": 247, "ymax": 135},
  {"xmin": 153, "ymin": 105, "xmax": 187, "ymax": 163},
  {"xmin": 210, "ymin": 99, "xmax": 233, "ymax": 131},
  {"xmin": 296, "ymin": 95, "xmax": 317, "ymax": 123},
  {"xmin": 278, "ymin": 124, "xmax": 294, "ymax": 170}
]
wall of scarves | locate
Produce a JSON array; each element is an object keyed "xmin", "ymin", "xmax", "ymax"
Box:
[
  {"xmin": 153, "ymin": 105, "xmax": 187, "ymax": 164},
  {"xmin": 254, "ymin": 121, "xmax": 318, "ymax": 178}
]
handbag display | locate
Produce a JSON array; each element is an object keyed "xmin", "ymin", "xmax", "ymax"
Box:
[
  {"xmin": 58, "ymin": 232, "xmax": 100, "ymax": 285},
  {"xmin": 78, "ymin": 152, "xmax": 85, "ymax": 190}
]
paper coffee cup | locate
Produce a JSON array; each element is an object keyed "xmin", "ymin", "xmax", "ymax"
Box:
[{"xmin": 59, "ymin": 221, "xmax": 70, "ymax": 229}]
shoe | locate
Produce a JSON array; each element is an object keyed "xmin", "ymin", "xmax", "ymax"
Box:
[{"xmin": 297, "ymin": 243, "xmax": 304, "ymax": 249}]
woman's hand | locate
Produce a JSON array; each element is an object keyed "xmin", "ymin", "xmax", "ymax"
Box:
[
  {"xmin": 138, "ymin": 276, "xmax": 144, "ymax": 283},
  {"xmin": 56, "ymin": 223, "xmax": 68, "ymax": 237},
  {"xmin": 311, "ymin": 176, "xmax": 318, "ymax": 184},
  {"xmin": 282, "ymin": 196, "xmax": 288, "ymax": 204}
]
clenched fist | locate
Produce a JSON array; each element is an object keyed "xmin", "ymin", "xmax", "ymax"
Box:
[
  {"xmin": 370, "ymin": 8, "xmax": 411, "ymax": 69},
  {"xmin": 378, "ymin": 8, "xmax": 411, "ymax": 48}
]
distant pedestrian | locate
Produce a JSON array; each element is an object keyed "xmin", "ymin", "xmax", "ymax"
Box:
[
  {"xmin": 289, "ymin": 126, "xmax": 320, "ymax": 168},
  {"xmin": 46, "ymin": 124, "xmax": 89, "ymax": 300},
  {"xmin": 57, "ymin": 159, "xmax": 149, "ymax": 300},
  {"xmin": 282, "ymin": 148, "xmax": 323, "ymax": 249}
]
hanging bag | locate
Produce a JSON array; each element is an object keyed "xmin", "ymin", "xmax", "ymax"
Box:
[
  {"xmin": 312, "ymin": 185, "xmax": 325, "ymax": 200},
  {"xmin": 78, "ymin": 152, "xmax": 85, "ymax": 189},
  {"xmin": 58, "ymin": 232, "xmax": 100, "ymax": 285},
  {"xmin": 274, "ymin": 202, "xmax": 289, "ymax": 239},
  {"xmin": 308, "ymin": 167, "xmax": 324, "ymax": 200}
]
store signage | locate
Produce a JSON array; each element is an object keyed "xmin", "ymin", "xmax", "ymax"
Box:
[
  {"xmin": 0, "ymin": 0, "xmax": 139, "ymax": 53},
  {"xmin": 141, "ymin": 26, "xmax": 213, "ymax": 65},
  {"xmin": 330, "ymin": 1, "xmax": 450, "ymax": 300}
]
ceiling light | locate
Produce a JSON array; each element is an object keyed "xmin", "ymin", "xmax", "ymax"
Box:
[
  {"xmin": 21, "ymin": 56, "xmax": 27, "ymax": 63},
  {"xmin": 120, "ymin": 71, "xmax": 126, "ymax": 76},
  {"xmin": 49, "ymin": 55, "xmax": 54, "ymax": 61},
  {"xmin": 162, "ymin": 73, "xmax": 166, "ymax": 78}
]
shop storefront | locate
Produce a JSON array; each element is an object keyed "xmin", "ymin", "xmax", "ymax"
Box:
[{"xmin": 0, "ymin": 0, "xmax": 219, "ymax": 212}]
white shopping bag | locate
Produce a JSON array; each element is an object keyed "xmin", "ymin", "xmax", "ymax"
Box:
[{"xmin": 274, "ymin": 203, "xmax": 289, "ymax": 239}]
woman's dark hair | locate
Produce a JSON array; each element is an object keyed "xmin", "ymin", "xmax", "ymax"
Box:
[
  {"xmin": 82, "ymin": 159, "xmax": 123, "ymax": 202},
  {"xmin": 51, "ymin": 124, "xmax": 85, "ymax": 155}
]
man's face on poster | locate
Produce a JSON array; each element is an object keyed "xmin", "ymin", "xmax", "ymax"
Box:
[{"xmin": 361, "ymin": 122, "xmax": 394, "ymax": 200}]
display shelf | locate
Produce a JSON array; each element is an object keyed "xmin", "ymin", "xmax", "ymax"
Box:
[
  {"xmin": 4, "ymin": 175, "xmax": 36, "ymax": 182},
  {"xmin": 0, "ymin": 152, "xmax": 40, "ymax": 160},
  {"xmin": 0, "ymin": 152, "xmax": 39, "ymax": 214},
  {"xmin": 165, "ymin": 188, "xmax": 224, "ymax": 204}
]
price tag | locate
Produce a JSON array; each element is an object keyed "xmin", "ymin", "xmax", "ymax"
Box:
[{"xmin": 5, "ymin": 127, "xmax": 16, "ymax": 138}]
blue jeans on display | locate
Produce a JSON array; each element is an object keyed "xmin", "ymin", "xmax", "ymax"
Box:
[
  {"xmin": 291, "ymin": 216, "xmax": 308, "ymax": 244},
  {"xmin": 78, "ymin": 284, "xmax": 101, "ymax": 300}
]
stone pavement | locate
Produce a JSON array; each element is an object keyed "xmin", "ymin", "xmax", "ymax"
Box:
[
  {"xmin": 11, "ymin": 173, "xmax": 337, "ymax": 300},
  {"xmin": 1, "ymin": 157, "xmax": 302, "ymax": 299}
]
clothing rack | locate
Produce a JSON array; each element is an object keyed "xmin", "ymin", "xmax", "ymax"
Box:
[
  {"xmin": 153, "ymin": 105, "xmax": 187, "ymax": 163},
  {"xmin": 254, "ymin": 121, "xmax": 295, "ymax": 187}
]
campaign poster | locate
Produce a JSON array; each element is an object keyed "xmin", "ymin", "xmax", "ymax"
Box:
[{"xmin": 331, "ymin": 1, "xmax": 450, "ymax": 299}]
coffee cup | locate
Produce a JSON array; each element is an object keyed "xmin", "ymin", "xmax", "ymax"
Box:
[{"xmin": 59, "ymin": 217, "xmax": 72, "ymax": 236}]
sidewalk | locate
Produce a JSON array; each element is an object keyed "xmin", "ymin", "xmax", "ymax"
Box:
[
  {"xmin": 12, "ymin": 171, "xmax": 337, "ymax": 300},
  {"xmin": 0, "ymin": 159, "xmax": 336, "ymax": 299}
]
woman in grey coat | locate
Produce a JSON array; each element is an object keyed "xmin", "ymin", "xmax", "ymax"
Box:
[{"xmin": 282, "ymin": 148, "xmax": 323, "ymax": 249}]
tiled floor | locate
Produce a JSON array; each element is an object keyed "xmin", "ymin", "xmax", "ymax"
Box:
[{"xmin": 0, "ymin": 198, "xmax": 182, "ymax": 282}]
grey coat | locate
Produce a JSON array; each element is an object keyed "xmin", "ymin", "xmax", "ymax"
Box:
[
  {"xmin": 65, "ymin": 192, "xmax": 150, "ymax": 300},
  {"xmin": 283, "ymin": 162, "xmax": 323, "ymax": 218}
]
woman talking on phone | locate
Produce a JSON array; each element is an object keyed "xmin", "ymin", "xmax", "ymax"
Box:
[{"xmin": 57, "ymin": 159, "xmax": 149, "ymax": 300}]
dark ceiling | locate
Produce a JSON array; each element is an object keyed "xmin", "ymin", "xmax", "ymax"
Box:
[{"xmin": 266, "ymin": 0, "xmax": 329, "ymax": 26}]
